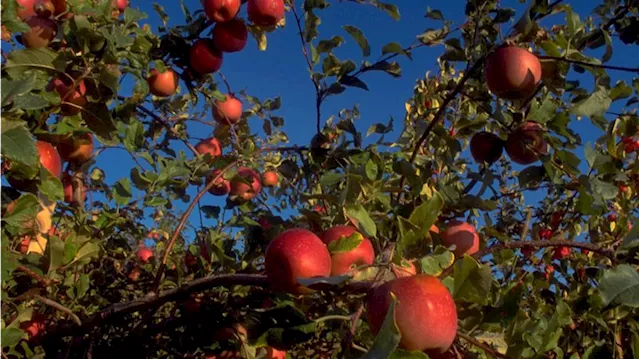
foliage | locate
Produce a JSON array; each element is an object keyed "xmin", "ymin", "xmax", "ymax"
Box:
[{"xmin": 0, "ymin": 0, "xmax": 638, "ymax": 358}]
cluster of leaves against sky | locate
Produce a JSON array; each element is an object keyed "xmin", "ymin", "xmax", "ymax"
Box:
[{"xmin": 0, "ymin": 0, "xmax": 639, "ymax": 358}]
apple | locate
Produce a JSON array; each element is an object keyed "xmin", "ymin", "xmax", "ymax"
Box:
[
  {"xmin": 470, "ymin": 131, "xmax": 504, "ymax": 164},
  {"xmin": 21, "ymin": 316, "xmax": 45, "ymax": 339},
  {"xmin": 390, "ymin": 259, "xmax": 417, "ymax": 278},
  {"xmin": 6, "ymin": 140, "xmax": 63, "ymax": 192},
  {"xmin": 195, "ymin": 137, "xmax": 222, "ymax": 160},
  {"xmin": 62, "ymin": 172, "xmax": 87, "ymax": 205},
  {"xmin": 213, "ymin": 94, "xmax": 243, "ymax": 125},
  {"xmin": 263, "ymin": 347, "xmax": 286, "ymax": 359},
  {"xmin": 539, "ymin": 228, "xmax": 552, "ymax": 239},
  {"xmin": 56, "ymin": 133, "xmax": 94, "ymax": 163},
  {"xmin": 366, "ymin": 275, "xmax": 457, "ymax": 352},
  {"xmin": 320, "ymin": 225, "xmax": 375, "ymax": 276},
  {"xmin": 553, "ymin": 246, "xmax": 571, "ymax": 259},
  {"xmin": 230, "ymin": 166, "xmax": 262, "ymax": 201},
  {"xmin": 207, "ymin": 169, "xmax": 231, "ymax": 196},
  {"xmin": 115, "ymin": 0, "xmax": 128, "ymax": 12},
  {"xmin": 48, "ymin": 76, "xmax": 88, "ymax": 116},
  {"xmin": 203, "ymin": 0, "xmax": 241, "ymax": 23},
  {"xmin": 247, "ymin": 0, "xmax": 285, "ymax": 27},
  {"xmin": 505, "ymin": 121, "xmax": 547, "ymax": 165},
  {"xmin": 212, "ymin": 18, "xmax": 248, "ymax": 53},
  {"xmin": 16, "ymin": 0, "xmax": 37, "ymax": 20},
  {"xmin": 441, "ymin": 220, "xmax": 480, "ymax": 257},
  {"xmin": 485, "ymin": 46, "xmax": 542, "ymax": 99},
  {"xmin": 136, "ymin": 246, "xmax": 153, "ymax": 263},
  {"xmin": 34, "ymin": 0, "xmax": 55, "ymax": 18},
  {"xmin": 189, "ymin": 39, "xmax": 224, "ymax": 75},
  {"xmin": 51, "ymin": 0, "xmax": 66, "ymax": 15},
  {"xmin": 261, "ymin": 170, "xmax": 278, "ymax": 187},
  {"xmin": 264, "ymin": 228, "xmax": 331, "ymax": 294},
  {"xmin": 128, "ymin": 267, "xmax": 141, "ymax": 282},
  {"xmin": 147, "ymin": 68, "xmax": 178, "ymax": 97},
  {"xmin": 22, "ymin": 16, "xmax": 56, "ymax": 49},
  {"xmin": 19, "ymin": 237, "xmax": 31, "ymax": 254}
]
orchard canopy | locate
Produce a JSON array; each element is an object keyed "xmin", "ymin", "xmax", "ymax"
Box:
[{"xmin": 0, "ymin": 0, "xmax": 639, "ymax": 358}]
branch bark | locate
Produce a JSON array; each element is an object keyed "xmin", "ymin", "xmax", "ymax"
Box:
[
  {"xmin": 457, "ymin": 332, "xmax": 509, "ymax": 359},
  {"xmin": 34, "ymin": 294, "xmax": 82, "ymax": 326},
  {"xmin": 539, "ymin": 55, "xmax": 639, "ymax": 73}
]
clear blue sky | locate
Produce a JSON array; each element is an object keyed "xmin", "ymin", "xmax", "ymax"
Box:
[{"xmin": 6, "ymin": 1, "xmax": 638, "ymax": 244}]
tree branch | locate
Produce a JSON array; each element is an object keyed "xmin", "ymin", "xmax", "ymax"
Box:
[
  {"xmin": 16, "ymin": 265, "xmax": 57, "ymax": 287},
  {"xmin": 539, "ymin": 55, "xmax": 639, "ymax": 73},
  {"xmin": 34, "ymin": 295, "xmax": 82, "ymax": 326},
  {"xmin": 457, "ymin": 332, "xmax": 509, "ymax": 359}
]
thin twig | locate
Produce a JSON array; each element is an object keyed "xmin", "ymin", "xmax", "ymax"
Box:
[
  {"xmin": 17, "ymin": 265, "xmax": 57, "ymax": 286},
  {"xmin": 340, "ymin": 303, "xmax": 364, "ymax": 358},
  {"xmin": 539, "ymin": 55, "xmax": 639, "ymax": 73},
  {"xmin": 34, "ymin": 295, "xmax": 82, "ymax": 326},
  {"xmin": 457, "ymin": 332, "xmax": 509, "ymax": 359}
]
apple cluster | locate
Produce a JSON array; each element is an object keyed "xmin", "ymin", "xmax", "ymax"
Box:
[{"xmin": 260, "ymin": 220, "xmax": 481, "ymax": 353}]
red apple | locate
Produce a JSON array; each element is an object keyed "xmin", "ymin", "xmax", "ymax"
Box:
[
  {"xmin": 115, "ymin": 0, "xmax": 128, "ymax": 12},
  {"xmin": 22, "ymin": 16, "xmax": 56, "ymax": 49},
  {"xmin": 247, "ymin": 0, "xmax": 285, "ymax": 27},
  {"xmin": 505, "ymin": 121, "xmax": 547, "ymax": 165},
  {"xmin": 203, "ymin": 0, "xmax": 240, "ymax": 23},
  {"xmin": 441, "ymin": 220, "xmax": 480, "ymax": 257},
  {"xmin": 21, "ymin": 316, "xmax": 45, "ymax": 339},
  {"xmin": 212, "ymin": 18, "xmax": 248, "ymax": 53},
  {"xmin": 366, "ymin": 275, "xmax": 457, "ymax": 352},
  {"xmin": 16, "ymin": 0, "xmax": 37, "ymax": 20},
  {"xmin": 553, "ymin": 246, "xmax": 571, "ymax": 259},
  {"xmin": 320, "ymin": 225, "xmax": 375, "ymax": 276},
  {"xmin": 230, "ymin": 166, "xmax": 262, "ymax": 201},
  {"xmin": 261, "ymin": 170, "xmax": 278, "ymax": 187},
  {"xmin": 136, "ymin": 246, "xmax": 153, "ymax": 263},
  {"xmin": 56, "ymin": 133, "xmax": 94, "ymax": 163},
  {"xmin": 62, "ymin": 172, "xmax": 86, "ymax": 205},
  {"xmin": 21, "ymin": 140, "xmax": 63, "ymax": 180},
  {"xmin": 189, "ymin": 39, "xmax": 223, "ymax": 75},
  {"xmin": 264, "ymin": 228, "xmax": 331, "ymax": 294},
  {"xmin": 485, "ymin": 46, "xmax": 542, "ymax": 100},
  {"xmin": 539, "ymin": 229, "xmax": 552, "ymax": 239},
  {"xmin": 213, "ymin": 94, "xmax": 243, "ymax": 125},
  {"xmin": 33, "ymin": 0, "xmax": 55, "ymax": 18},
  {"xmin": 147, "ymin": 68, "xmax": 178, "ymax": 97},
  {"xmin": 195, "ymin": 137, "xmax": 222, "ymax": 160},
  {"xmin": 470, "ymin": 131, "xmax": 504, "ymax": 164},
  {"xmin": 19, "ymin": 237, "xmax": 31, "ymax": 254},
  {"xmin": 51, "ymin": 0, "xmax": 66, "ymax": 15},
  {"xmin": 263, "ymin": 347, "xmax": 286, "ymax": 359},
  {"xmin": 48, "ymin": 76, "xmax": 88, "ymax": 116},
  {"xmin": 207, "ymin": 169, "xmax": 231, "ymax": 196}
]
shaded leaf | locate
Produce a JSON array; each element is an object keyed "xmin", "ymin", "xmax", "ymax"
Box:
[
  {"xmin": 343, "ymin": 25, "xmax": 370, "ymax": 57},
  {"xmin": 344, "ymin": 204, "xmax": 377, "ymax": 237},
  {"xmin": 599, "ymin": 264, "xmax": 639, "ymax": 308}
]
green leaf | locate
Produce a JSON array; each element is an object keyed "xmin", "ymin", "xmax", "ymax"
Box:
[
  {"xmin": 73, "ymin": 241, "xmax": 100, "ymax": 264},
  {"xmin": 327, "ymin": 232, "xmax": 364, "ymax": 254},
  {"xmin": 1, "ymin": 327, "xmax": 24, "ymax": 348},
  {"xmin": 569, "ymin": 88, "xmax": 611, "ymax": 119},
  {"xmin": 425, "ymin": 7, "xmax": 444, "ymax": 20},
  {"xmin": 1, "ymin": 74, "xmax": 36, "ymax": 107},
  {"xmin": 13, "ymin": 93, "xmax": 51, "ymax": 110},
  {"xmin": 610, "ymin": 80, "xmax": 633, "ymax": 102},
  {"xmin": 75, "ymin": 274, "xmax": 90, "ymax": 299},
  {"xmin": 599, "ymin": 264, "xmax": 639, "ymax": 308},
  {"xmin": 344, "ymin": 204, "xmax": 377, "ymax": 237},
  {"xmin": 389, "ymin": 350, "xmax": 429, "ymax": 359},
  {"xmin": 420, "ymin": 246, "xmax": 455, "ymax": 276},
  {"xmin": 374, "ymin": 1, "xmax": 400, "ymax": 20},
  {"xmin": 47, "ymin": 236, "xmax": 66, "ymax": 273},
  {"xmin": 37, "ymin": 168, "xmax": 64, "ymax": 202},
  {"xmin": 319, "ymin": 172, "xmax": 344, "ymax": 186},
  {"xmin": 408, "ymin": 192, "xmax": 443, "ymax": 236},
  {"xmin": 1, "ymin": 248, "xmax": 19, "ymax": 285},
  {"xmin": 1, "ymin": 193, "xmax": 39, "ymax": 229},
  {"xmin": 113, "ymin": 178, "xmax": 132, "ymax": 206},
  {"xmin": 145, "ymin": 196, "xmax": 168, "ymax": 207},
  {"xmin": 1, "ymin": 119, "xmax": 38, "ymax": 168},
  {"xmin": 453, "ymin": 255, "xmax": 492, "ymax": 305},
  {"xmin": 81, "ymin": 102, "xmax": 117, "ymax": 142},
  {"xmin": 360, "ymin": 293, "xmax": 400, "ymax": 359},
  {"xmin": 317, "ymin": 36, "xmax": 344, "ymax": 53},
  {"xmin": 339, "ymin": 75, "xmax": 369, "ymax": 91},
  {"xmin": 343, "ymin": 25, "xmax": 370, "ymax": 57},
  {"xmin": 365, "ymin": 159, "xmax": 379, "ymax": 181},
  {"xmin": 381, "ymin": 42, "xmax": 410, "ymax": 59},
  {"xmin": 4, "ymin": 48, "xmax": 61, "ymax": 79}
]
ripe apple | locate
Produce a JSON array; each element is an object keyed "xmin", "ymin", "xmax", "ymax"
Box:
[
  {"xmin": 62, "ymin": 172, "xmax": 87, "ymax": 205},
  {"xmin": 390, "ymin": 259, "xmax": 417, "ymax": 278},
  {"xmin": 22, "ymin": 16, "xmax": 56, "ymax": 49},
  {"xmin": 203, "ymin": 0, "xmax": 241, "ymax": 23},
  {"xmin": 230, "ymin": 166, "xmax": 262, "ymax": 201},
  {"xmin": 213, "ymin": 94, "xmax": 243, "ymax": 125},
  {"xmin": 366, "ymin": 275, "xmax": 457, "ymax": 352},
  {"xmin": 34, "ymin": 0, "xmax": 55, "ymax": 18},
  {"xmin": 19, "ymin": 237, "xmax": 31, "ymax": 254},
  {"xmin": 441, "ymin": 220, "xmax": 480, "ymax": 257},
  {"xmin": 212, "ymin": 18, "xmax": 248, "ymax": 53},
  {"xmin": 56, "ymin": 133, "xmax": 94, "ymax": 163},
  {"xmin": 485, "ymin": 46, "xmax": 542, "ymax": 99},
  {"xmin": 207, "ymin": 169, "xmax": 231, "ymax": 196},
  {"xmin": 505, "ymin": 121, "xmax": 547, "ymax": 165},
  {"xmin": 539, "ymin": 228, "xmax": 552, "ymax": 239},
  {"xmin": 261, "ymin": 170, "xmax": 278, "ymax": 187},
  {"xmin": 320, "ymin": 225, "xmax": 375, "ymax": 276},
  {"xmin": 263, "ymin": 347, "xmax": 286, "ymax": 359},
  {"xmin": 189, "ymin": 39, "xmax": 224, "ymax": 75},
  {"xmin": 51, "ymin": 0, "xmax": 66, "ymax": 15},
  {"xmin": 16, "ymin": 0, "xmax": 37, "ymax": 20},
  {"xmin": 247, "ymin": 0, "xmax": 285, "ymax": 27},
  {"xmin": 195, "ymin": 137, "xmax": 222, "ymax": 160},
  {"xmin": 553, "ymin": 246, "xmax": 571, "ymax": 259},
  {"xmin": 136, "ymin": 246, "xmax": 153, "ymax": 263},
  {"xmin": 115, "ymin": 0, "xmax": 128, "ymax": 12},
  {"xmin": 147, "ymin": 68, "xmax": 178, "ymax": 97},
  {"xmin": 48, "ymin": 76, "xmax": 88, "ymax": 116},
  {"xmin": 470, "ymin": 131, "xmax": 504, "ymax": 164},
  {"xmin": 264, "ymin": 228, "xmax": 332, "ymax": 294},
  {"xmin": 21, "ymin": 316, "xmax": 45, "ymax": 339}
]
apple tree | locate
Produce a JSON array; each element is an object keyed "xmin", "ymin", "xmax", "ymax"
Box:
[{"xmin": 1, "ymin": 0, "xmax": 639, "ymax": 358}]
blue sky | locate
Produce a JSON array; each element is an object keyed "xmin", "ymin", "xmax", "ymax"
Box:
[{"xmin": 5, "ymin": 1, "xmax": 638, "ymax": 246}]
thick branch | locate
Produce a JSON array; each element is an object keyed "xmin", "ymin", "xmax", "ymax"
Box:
[{"xmin": 539, "ymin": 55, "xmax": 639, "ymax": 73}]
